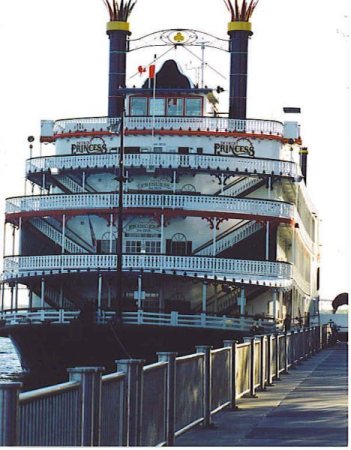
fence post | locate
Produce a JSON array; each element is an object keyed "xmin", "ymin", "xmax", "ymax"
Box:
[
  {"xmin": 157, "ymin": 352, "xmax": 178, "ymax": 447},
  {"xmin": 196, "ymin": 345, "xmax": 212, "ymax": 428},
  {"xmin": 68, "ymin": 366, "xmax": 104, "ymax": 446},
  {"xmin": 116, "ymin": 359, "xmax": 144, "ymax": 447},
  {"xmin": 290, "ymin": 331, "xmax": 297, "ymax": 368},
  {"xmin": 274, "ymin": 334, "xmax": 280, "ymax": 381},
  {"xmin": 224, "ymin": 340, "xmax": 239, "ymax": 409},
  {"xmin": 303, "ymin": 329, "xmax": 308, "ymax": 360},
  {"xmin": 0, "ymin": 383, "xmax": 22, "ymax": 446},
  {"xmin": 266, "ymin": 334, "xmax": 274, "ymax": 386},
  {"xmin": 283, "ymin": 332, "xmax": 289, "ymax": 374},
  {"xmin": 249, "ymin": 337, "xmax": 258, "ymax": 397},
  {"xmin": 259, "ymin": 335, "xmax": 266, "ymax": 390}
]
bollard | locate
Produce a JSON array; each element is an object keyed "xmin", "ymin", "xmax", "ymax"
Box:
[
  {"xmin": 157, "ymin": 352, "xmax": 178, "ymax": 446},
  {"xmin": 224, "ymin": 340, "xmax": 239, "ymax": 410},
  {"xmin": 259, "ymin": 335, "xmax": 266, "ymax": 390},
  {"xmin": 196, "ymin": 345, "xmax": 212, "ymax": 428},
  {"xmin": 266, "ymin": 334, "xmax": 274, "ymax": 386},
  {"xmin": 116, "ymin": 359, "xmax": 144, "ymax": 447},
  {"xmin": 68, "ymin": 367, "xmax": 104, "ymax": 447},
  {"xmin": 0, "ymin": 382, "xmax": 22, "ymax": 446},
  {"xmin": 274, "ymin": 334, "xmax": 280, "ymax": 381},
  {"xmin": 249, "ymin": 337, "xmax": 258, "ymax": 397}
]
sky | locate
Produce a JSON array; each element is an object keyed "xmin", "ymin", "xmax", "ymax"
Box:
[{"xmin": 0, "ymin": 0, "xmax": 349, "ymax": 301}]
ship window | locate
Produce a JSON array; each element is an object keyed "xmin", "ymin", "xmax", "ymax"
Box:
[
  {"xmin": 126, "ymin": 240, "xmax": 142, "ymax": 253},
  {"xmin": 97, "ymin": 240, "xmax": 116, "ymax": 254},
  {"xmin": 145, "ymin": 241, "xmax": 161, "ymax": 254},
  {"xmin": 166, "ymin": 233, "xmax": 192, "ymax": 255},
  {"xmin": 167, "ymin": 98, "xmax": 183, "ymax": 116},
  {"xmin": 185, "ymin": 98, "xmax": 202, "ymax": 116},
  {"xmin": 130, "ymin": 97, "xmax": 147, "ymax": 116},
  {"xmin": 149, "ymin": 98, "xmax": 165, "ymax": 116}
]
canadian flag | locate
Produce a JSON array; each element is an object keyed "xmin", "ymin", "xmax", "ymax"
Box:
[{"xmin": 149, "ymin": 65, "xmax": 156, "ymax": 79}]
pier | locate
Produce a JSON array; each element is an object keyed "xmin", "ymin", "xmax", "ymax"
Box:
[
  {"xmin": 0, "ymin": 325, "xmax": 347, "ymax": 447},
  {"xmin": 176, "ymin": 342, "xmax": 348, "ymax": 447}
]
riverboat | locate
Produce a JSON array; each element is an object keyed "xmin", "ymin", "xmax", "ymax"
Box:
[{"xmin": 0, "ymin": 0, "xmax": 320, "ymax": 375}]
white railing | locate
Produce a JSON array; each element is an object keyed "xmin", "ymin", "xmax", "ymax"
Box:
[
  {"xmin": 26, "ymin": 153, "xmax": 301, "ymax": 179},
  {"xmin": 56, "ymin": 174, "xmax": 85, "ymax": 193},
  {"xmin": 0, "ymin": 308, "xmax": 276, "ymax": 333},
  {"xmin": 53, "ymin": 116, "xmax": 284, "ymax": 136},
  {"xmin": 6, "ymin": 193, "xmax": 295, "ymax": 221},
  {"xmin": 30, "ymin": 218, "xmax": 88, "ymax": 254},
  {"xmin": 196, "ymin": 221, "xmax": 263, "ymax": 256},
  {"xmin": 221, "ymin": 177, "xmax": 262, "ymax": 197},
  {"xmin": 2, "ymin": 254, "xmax": 292, "ymax": 286}
]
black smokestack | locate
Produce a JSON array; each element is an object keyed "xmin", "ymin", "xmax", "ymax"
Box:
[
  {"xmin": 223, "ymin": 1, "xmax": 259, "ymax": 119},
  {"xmin": 228, "ymin": 24, "xmax": 252, "ymax": 119},
  {"xmin": 300, "ymin": 147, "xmax": 308, "ymax": 183},
  {"xmin": 107, "ymin": 23, "xmax": 130, "ymax": 117},
  {"xmin": 103, "ymin": 1, "xmax": 137, "ymax": 117}
]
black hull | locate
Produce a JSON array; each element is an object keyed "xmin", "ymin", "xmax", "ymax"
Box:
[{"xmin": 4, "ymin": 322, "xmax": 246, "ymax": 389}]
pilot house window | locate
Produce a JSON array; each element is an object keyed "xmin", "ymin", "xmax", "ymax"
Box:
[
  {"xmin": 167, "ymin": 98, "xmax": 183, "ymax": 116},
  {"xmin": 130, "ymin": 97, "xmax": 147, "ymax": 116},
  {"xmin": 185, "ymin": 98, "xmax": 202, "ymax": 116}
]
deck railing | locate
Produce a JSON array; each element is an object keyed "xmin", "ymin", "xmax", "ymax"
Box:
[
  {"xmin": 0, "ymin": 326, "xmax": 328, "ymax": 446},
  {"xmin": 5, "ymin": 192, "xmax": 295, "ymax": 222},
  {"xmin": 26, "ymin": 153, "xmax": 301, "ymax": 179},
  {"xmin": 2, "ymin": 254, "xmax": 293, "ymax": 286},
  {"xmin": 0, "ymin": 308, "xmax": 276, "ymax": 334},
  {"xmin": 52, "ymin": 116, "xmax": 284, "ymax": 136}
]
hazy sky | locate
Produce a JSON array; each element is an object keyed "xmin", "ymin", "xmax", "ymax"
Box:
[{"xmin": 0, "ymin": 0, "xmax": 349, "ymax": 300}]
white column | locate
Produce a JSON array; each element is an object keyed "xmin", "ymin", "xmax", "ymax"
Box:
[
  {"xmin": 11, "ymin": 225, "xmax": 15, "ymax": 256},
  {"xmin": 1, "ymin": 284, "xmax": 4, "ymax": 311},
  {"xmin": 60, "ymin": 284, "xmax": 64, "ymax": 308},
  {"xmin": 202, "ymin": 282, "xmax": 207, "ymax": 313},
  {"xmin": 265, "ymin": 222, "xmax": 270, "ymax": 261},
  {"xmin": 272, "ymin": 289, "xmax": 278, "ymax": 320},
  {"xmin": 125, "ymin": 170, "xmax": 129, "ymax": 192},
  {"xmin": 41, "ymin": 277, "xmax": 45, "ymax": 308},
  {"xmin": 212, "ymin": 218, "xmax": 217, "ymax": 257},
  {"xmin": 160, "ymin": 214, "xmax": 164, "ymax": 254},
  {"xmin": 107, "ymin": 282, "xmax": 111, "ymax": 308},
  {"xmin": 238, "ymin": 288, "xmax": 246, "ymax": 315},
  {"xmin": 82, "ymin": 171, "xmax": 86, "ymax": 191},
  {"xmin": 137, "ymin": 275, "xmax": 142, "ymax": 309},
  {"xmin": 220, "ymin": 173, "xmax": 224, "ymax": 194},
  {"xmin": 14, "ymin": 283, "xmax": 18, "ymax": 311},
  {"xmin": 97, "ymin": 274, "xmax": 103, "ymax": 309},
  {"xmin": 18, "ymin": 217, "xmax": 22, "ymax": 255},
  {"xmin": 109, "ymin": 213, "xmax": 114, "ymax": 253},
  {"xmin": 62, "ymin": 214, "xmax": 66, "ymax": 254},
  {"xmin": 172, "ymin": 171, "xmax": 176, "ymax": 193}
]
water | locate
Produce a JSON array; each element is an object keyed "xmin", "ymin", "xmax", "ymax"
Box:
[{"xmin": 0, "ymin": 337, "xmax": 25, "ymax": 383}]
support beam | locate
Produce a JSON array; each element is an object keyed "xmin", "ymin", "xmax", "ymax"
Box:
[
  {"xmin": 202, "ymin": 282, "xmax": 207, "ymax": 313},
  {"xmin": 41, "ymin": 277, "xmax": 45, "ymax": 308}
]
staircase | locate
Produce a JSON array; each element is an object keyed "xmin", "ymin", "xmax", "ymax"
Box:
[
  {"xmin": 55, "ymin": 174, "xmax": 96, "ymax": 194},
  {"xmin": 30, "ymin": 217, "xmax": 94, "ymax": 253},
  {"xmin": 194, "ymin": 220, "xmax": 263, "ymax": 256},
  {"xmin": 216, "ymin": 176, "xmax": 264, "ymax": 198}
]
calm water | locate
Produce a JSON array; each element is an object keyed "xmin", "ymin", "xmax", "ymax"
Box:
[{"xmin": 0, "ymin": 337, "xmax": 25, "ymax": 383}]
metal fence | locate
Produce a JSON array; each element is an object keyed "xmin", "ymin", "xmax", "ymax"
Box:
[{"xmin": 0, "ymin": 326, "xmax": 328, "ymax": 447}]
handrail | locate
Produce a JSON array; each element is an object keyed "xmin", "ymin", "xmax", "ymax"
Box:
[
  {"xmin": 26, "ymin": 153, "xmax": 301, "ymax": 180},
  {"xmin": 0, "ymin": 308, "xmax": 276, "ymax": 333},
  {"xmin": 19, "ymin": 381, "xmax": 79, "ymax": 403},
  {"xmin": 52, "ymin": 116, "xmax": 284, "ymax": 136},
  {"xmin": 5, "ymin": 192, "xmax": 295, "ymax": 222},
  {"xmin": 2, "ymin": 254, "xmax": 293, "ymax": 286}
]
